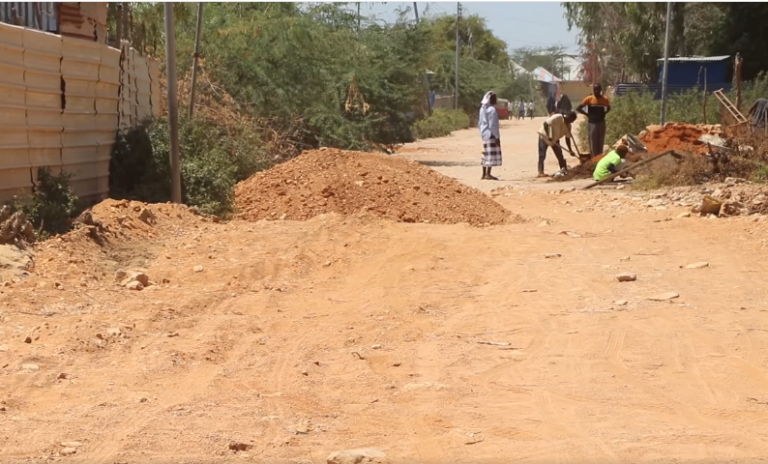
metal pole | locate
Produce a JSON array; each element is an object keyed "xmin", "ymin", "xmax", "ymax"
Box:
[
  {"xmin": 659, "ymin": 1, "xmax": 672, "ymax": 126},
  {"xmin": 188, "ymin": 2, "xmax": 204, "ymax": 118},
  {"xmin": 455, "ymin": 2, "xmax": 461, "ymax": 110},
  {"xmin": 164, "ymin": 2, "xmax": 182, "ymax": 204},
  {"xmin": 413, "ymin": 2, "xmax": 419, "ymax": 23}
]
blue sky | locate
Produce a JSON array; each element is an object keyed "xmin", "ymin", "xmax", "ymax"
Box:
[{"xmin": 361, "ymin": 2, "xmax": 581, "ymax": 54}]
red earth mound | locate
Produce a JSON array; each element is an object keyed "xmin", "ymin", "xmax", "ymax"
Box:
[
  {"xmin": 234, "ymin": 148, "xmax": 514, "ymax": 226},
  {"xmin": 640, "ymin": 123, "xmax": 723, "ymax": 155}
]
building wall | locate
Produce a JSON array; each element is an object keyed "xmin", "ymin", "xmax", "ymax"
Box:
[
  {"xmin": 0, "ymin": 22, "xmax": 160, "ymax": 203},
  {"xmin": 559, "ymin": 81, "xmax": 592, "ymax": 105}
]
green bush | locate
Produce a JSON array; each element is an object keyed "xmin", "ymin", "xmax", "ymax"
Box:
[
  {"xmin": 412, "ymin": 109, "xmax": 470, "ymax": 139},
  {"xmin": 109, "ymin": 116, "xmax": 269, "ymax": 217},
  {"xmin": 11, "ymin": 168, "xmax": 80, "ymax": 237}
]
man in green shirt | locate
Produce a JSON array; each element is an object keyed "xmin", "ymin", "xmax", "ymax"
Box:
[{"xmin": 593, "ymin": 144, "xmax": 629, "ymax": 181}]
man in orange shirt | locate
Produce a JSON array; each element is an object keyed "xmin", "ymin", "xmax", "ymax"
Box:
[{"xmin": 577, "ymin": 83, "xmax": 611, "ymax": 157}]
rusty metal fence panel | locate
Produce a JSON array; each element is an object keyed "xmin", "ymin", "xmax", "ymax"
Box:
[
  {"xmin": 0, "ymin": 2, "xmax": 58, "ymax": 33},
  {"xmin": 0, "ymin": 22, "xmax": 30, "ymax": 200},
  {"xmin": 0, "ymin": 24, "xmax": 161, "ymax": 204}
]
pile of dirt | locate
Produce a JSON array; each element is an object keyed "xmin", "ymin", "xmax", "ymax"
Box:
[
  {"xmin": 639, "ymin": 123, "xmax": 726, "ymax": 155},
  {"xmin": 235, "ymin": 148, "xmax": 514, "ymax": 226},
  {"xmin": 551, "ymin": 159, "xmax": 598, "ymax": 182},
  {"xmin": 31, "ymin": 199, "xmax": 209, "ymax": 282}
]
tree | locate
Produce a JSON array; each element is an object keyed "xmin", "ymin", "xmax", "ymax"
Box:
[{"xmin": 707, "ymin": 2, "xmax": 768, "ymax": 81}]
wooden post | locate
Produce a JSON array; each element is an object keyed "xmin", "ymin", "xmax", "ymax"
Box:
[
  {"xmin": 703, "ymin": 68, "xmax": 707, "ymax": 124},
  {"xmin": 735, "ymin": 53, "xmax": 743, "ymax": 112}
]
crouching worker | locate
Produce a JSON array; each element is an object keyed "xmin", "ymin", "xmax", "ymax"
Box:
[{"xmin": 593, "ymin": 144, "xmax": 630, "ymax": 181}]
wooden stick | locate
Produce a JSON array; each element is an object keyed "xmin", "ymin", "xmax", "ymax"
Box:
[{"xmin": 582, "ymin": 150, "xmax": 679, "ymax": 190}]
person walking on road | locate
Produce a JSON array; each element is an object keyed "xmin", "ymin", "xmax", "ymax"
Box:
[
  {"xmin": 478, "ymin": 91, "xmax": 502, "ymax": 180},
  {"xmin": 537, "ymin": 111, "xmax": 577, "ymax": 178},
  {"xmin": 517, "ymin": 100, "xmax": 525, "ymax": 120},
  {"xmin": 527, "ymin": 101, "xmax": 535, "ymax": 119},
  {"xmin": 577, "ymin": 83, "xmax": 611, "ymax": 156}
]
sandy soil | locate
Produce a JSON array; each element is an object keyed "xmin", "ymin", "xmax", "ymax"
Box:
[{"xmin": 3, "ymin": 121, "xmax": 768, "ymax": 464}]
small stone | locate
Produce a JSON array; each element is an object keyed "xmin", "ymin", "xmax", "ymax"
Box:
[
  {"xmin": 228, "ymin": 442, "xmax": 252, "ymax": 452},
  {"xmin": 106, "ymin": 327, "xmax": 121, "ymax": 337},
  {"xmin": 648, "ymin": 292, "xmax": 680, "ymax": 302},
  {"xmin": 677, "ymin": 212, "xmax": 691, "ymax": 218},
  {"xmin": 194, "ymin": 265, "xmax": 204, "ymax": 273},
  {"xmin": 138, "ymin": 207, "xmax": 156, "ymax": 225},
  {"xmin": 57, "ymin": 373, "xmax": 69, "ymax": 380},
  {"xmin": 21, "ymin": 363, "xmax": 39, "ymax": 372},
  {"xmin": 125, "ymin": 281, "xmax": 143, "ymax": 291},
  {"xmin": 545, "ymin": 253, "xmax": 561, "ymax": 259},
  {"xmin": 23, "ymin": 335, "xmax": 32, "ymax": 344},
  {"xmin": 326, "ymin": 448, "xmax": 387, "ymax": 464},
  {"xmin": 371, "ymin": 344, "xmax": 382, "ymax": 350},
  {"xmin": 645, "ymin": 199, "xmax": 666, "ymax": 207},
  {"xmin": 324, "ymin": 260, "xmax": 332, "ymax": 267},
  {"xmin": 614, "ymin": 300, "xmax": 628, "ymax": 306},
  {"xmin": 619, "ymin": 256, "xmax": 630, "ymax": 262},
  {"xmin": 128, "ymin": 272, "xmax": 150, "ymax": 287},
  {"xmin": 60, "ymin": 442, "xmax": 83, "ymax": 448},
  {"xmin": 354, "ymin": 181, "xmax": 365, "ymax": 187},
  {"xmin": 114, "ymin": 270, "xmax": 127, "ymax": 282},
  {"xmin": 685, "ymin": 261, "xmax": 709, "ymax": 269},
  {"xmin": 302, "ymin": 370, "xmax": 309, "ymax": 376},
  {"xmin": 616, "ymin": 273, "xmax": 637, "ymax": 282},
  {"xmin": 522, "ymin": 289, "xmax": 537, "ymax": 293},
  {"xmin": 60, "ymin": 447, "xmax": 77, "ymax": 456}
]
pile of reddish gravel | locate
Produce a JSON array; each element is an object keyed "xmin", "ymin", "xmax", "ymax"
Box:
[
  {"xmin": 639, "ymin": 123, "xmax": 727, "ymax": 155},
  {"xmin": 235, "ymin": 149, "xmax": 513, "ymax": 226}
]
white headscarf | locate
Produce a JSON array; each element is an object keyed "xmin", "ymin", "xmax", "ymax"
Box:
[{"xmin": 481, "ymin": 91, "xmax": 495, "ymax": 108}]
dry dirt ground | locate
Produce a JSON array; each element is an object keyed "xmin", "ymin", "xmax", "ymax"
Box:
[{"xmin": 3, "ymin": 120, "xmax": 768, "ymax": 464}]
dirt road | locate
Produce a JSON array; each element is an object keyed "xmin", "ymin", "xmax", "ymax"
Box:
[
  {"xmin": 396, "ymin": 117, "xmax": 594, "ymax": 191},
  {"xmin": 3, "ymin": 122, "xmax": 768, "ymax": 464}
]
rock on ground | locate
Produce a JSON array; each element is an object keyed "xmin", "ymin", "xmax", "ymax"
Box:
[
  {"xmin": 616, "ymin": 273, "xmax": 637, "ymax": 282},
  {"xmin": 326, "ymin": 448, "xmax": 387, "ymax": 464}
]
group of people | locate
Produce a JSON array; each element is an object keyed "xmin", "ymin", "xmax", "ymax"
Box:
[
  {"xmin": 516, "ymin": 100, "xmax": 535, "ymax": 120},
  {"xmin": 478, "ymin": 83, "xmax": 623, "ymax": 182}
]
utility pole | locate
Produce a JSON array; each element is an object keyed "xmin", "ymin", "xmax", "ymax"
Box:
[
  {"xmin": 455, "ymin": 2, "xmax": 461, "ymax": 110},
  {"xmin": 188, "ymin": 2, "xmax": 204, "ymax": 118},
  {"xmin": 413, "ymin": 2, "xmax": 419, "ymax": 23},
  {"xmin": 659, "ymin": 1, "xmax": 672, "ymax": 126},
  {"xmin": 164, "ymin": 2, "xmax": 182, "ymax": 204},
  {"xmin": 357, "ymin": 2, "xmax": 361, "ymax": 33}
]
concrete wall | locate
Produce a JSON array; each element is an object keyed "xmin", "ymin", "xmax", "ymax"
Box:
[
  {"xmin": 0, "ymin": 22, "xmax": 160, "ymax": 203},
  {"xmin": 559, "ymin": 81, "xmax": 592, "ymax": 105}
]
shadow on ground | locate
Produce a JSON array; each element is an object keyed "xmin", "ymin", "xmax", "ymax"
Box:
[{"xmin": 417, "ymin": 160, "xmax": 477, "ymax": 168}]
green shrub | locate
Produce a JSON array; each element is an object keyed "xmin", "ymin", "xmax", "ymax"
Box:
[
  {"xmin": 109, "ymin": 116, "xmax": 270, "ymax": 217},
  {"xmin": 412, "ymin": 109, "xmax": 471, "ymax": 139},
  {"xmin": 11, "ymin": 168, "xmax": 80, "ymax": 237}
]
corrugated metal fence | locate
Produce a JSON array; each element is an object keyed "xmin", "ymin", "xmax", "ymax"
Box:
[
  {"xmin": 0, "ymin": 22, "xmax": 160, "ymax": 203},
  {"xmin": 0, "ymin": 2, "xmax": 58, "ymax": 32}
]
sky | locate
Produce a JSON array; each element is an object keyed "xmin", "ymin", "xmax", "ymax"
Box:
[{"xmin": 361, "ymin": 2, "xmax": 581, "ymax": 55}]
